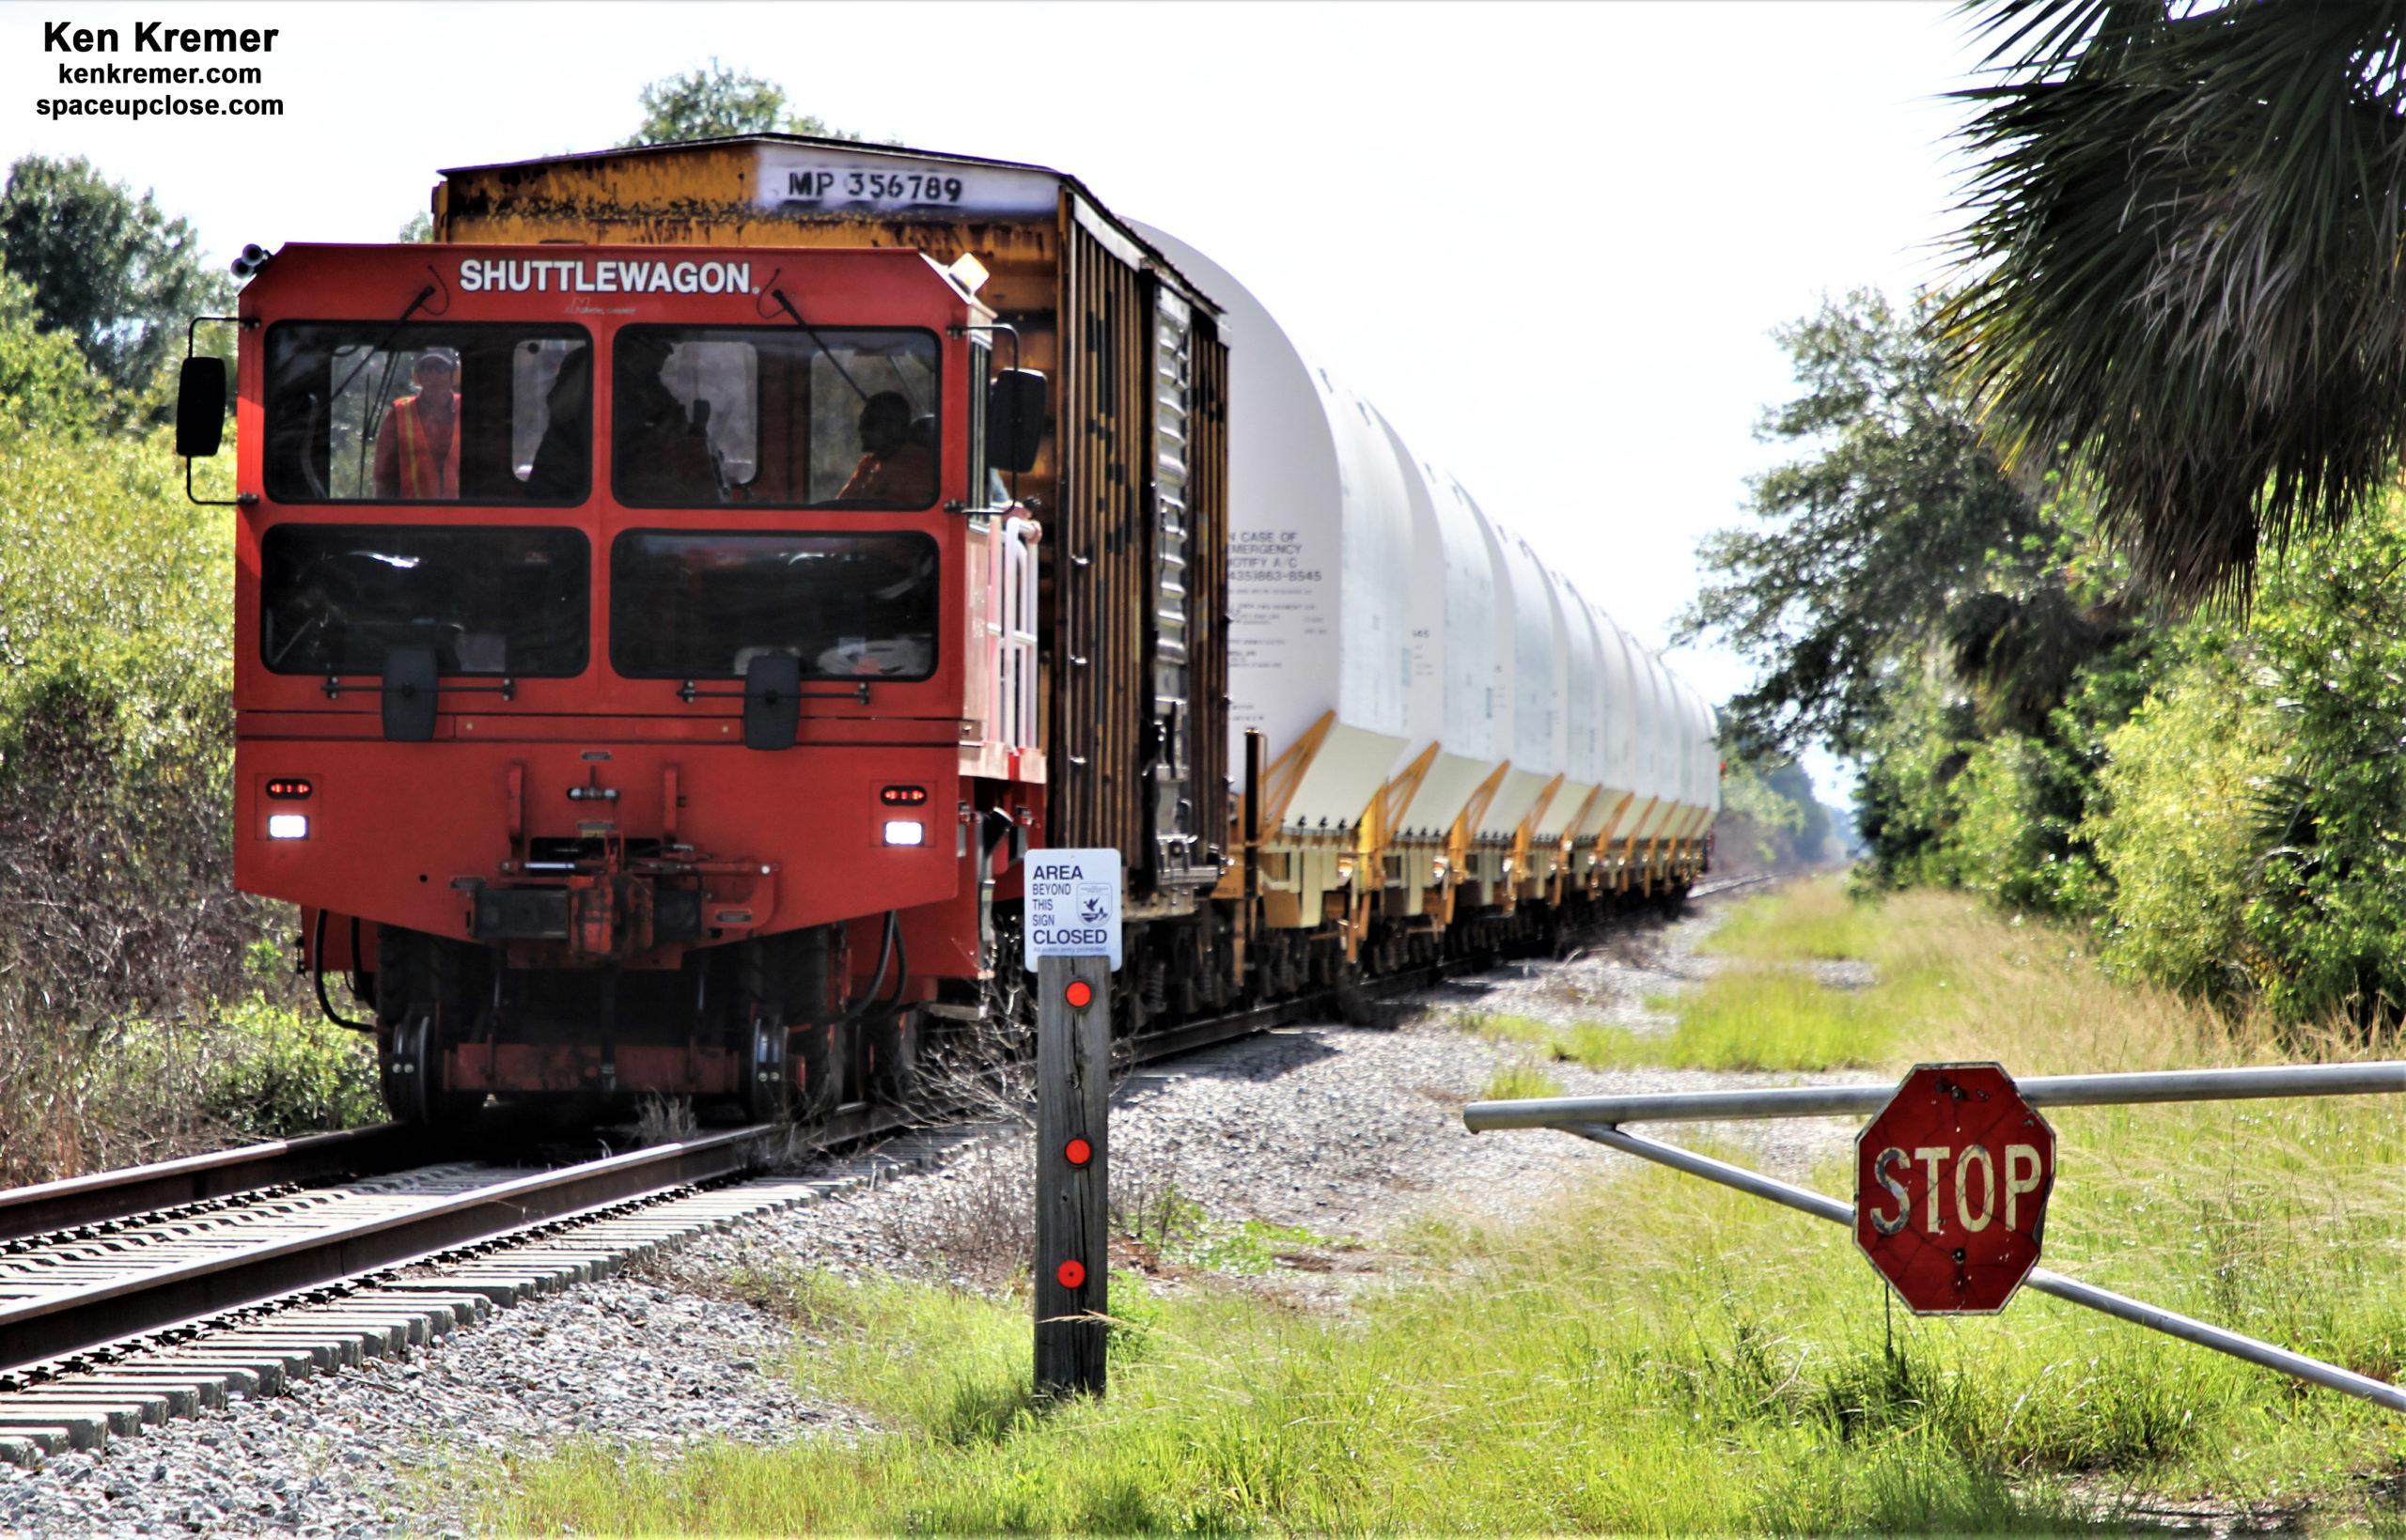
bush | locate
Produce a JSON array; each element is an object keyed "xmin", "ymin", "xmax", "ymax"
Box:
[
  {"xmin": 200, "ymin": 996, "xmax": 382, "ymax": 1140},
  {"xmin": 2085, "ymin": 644, "xmax": 2279, "ymax": 1000},
  {"xmin": 1937, "ymin": 729, "xmax": 2107, "ymax": 915},
  {"xmin": 0, "ymin": 269, "xmax": 311, "ymax": 1184}
]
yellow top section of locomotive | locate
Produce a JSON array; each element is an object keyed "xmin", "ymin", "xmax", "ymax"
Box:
[{"xmin": 430, "ymin": 134, "xmax": 1214, "ymax": 324}]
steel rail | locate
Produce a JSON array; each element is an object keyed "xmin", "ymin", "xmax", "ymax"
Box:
[
  {"xmin": 0, "ymin": 1126, "xmax": 446, "ymax": 1245},
  {"xmin": 0, "ymin": 1125, "xmax": 772, "ymax": 1372},
  {"xmin": 1558, "ymin": 1121, "xmax": 2406, "ymax": 1413},
  {"xmin": 1463, "ymin": 1061, "xmax": 2406, "ymax": 1131}
]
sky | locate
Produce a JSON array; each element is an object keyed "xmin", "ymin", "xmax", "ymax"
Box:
[{"xmin": 5, "ymin": 1, "xmax": 1991, "ymax": 801}]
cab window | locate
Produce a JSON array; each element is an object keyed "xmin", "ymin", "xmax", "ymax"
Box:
[
  {"xmin": 262, "ymin": 323, "xmax": 591, "ymax": 505},
  {"xmin": 612, "ymin": 326, "xmax": 939, "ymax": 508},
  {"xmin": 611, "ymin": 529, "xmax": 938, "ymax": 680},
  {"xmin": 259, "ymin": 523, "xmax": 589, "ymax": 677}
]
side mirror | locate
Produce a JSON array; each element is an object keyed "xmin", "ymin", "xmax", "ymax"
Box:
[
  {"xmin": 988, "ymin": 369, "xmax": 1047, "ymax": 475},
  {"xmin": 382, "ymin": 645, "xmax": 439, "ymax": 742},
  {"xmin": 742, "ymin": 653, "xmax": 801, "ymax": 752},
  {"xmin": 176, "ymin": 356, "xmax": 227, "ymax": 458}
]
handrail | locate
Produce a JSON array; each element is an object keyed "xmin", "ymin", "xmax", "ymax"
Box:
[{"xmin": 1463, "ymin": 1060, "xmax": 2406, "ymax": 1131}]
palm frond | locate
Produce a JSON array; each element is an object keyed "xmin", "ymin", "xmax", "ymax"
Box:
[{"xmin": 1944, "ymin": 0, "xmax": 2406, "ymax": 608}]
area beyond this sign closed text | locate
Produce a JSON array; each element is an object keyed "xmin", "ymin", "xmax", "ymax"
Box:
[{"xmin": 1023, "ymin": 848, "xmax": 1121, "ymax": 971}]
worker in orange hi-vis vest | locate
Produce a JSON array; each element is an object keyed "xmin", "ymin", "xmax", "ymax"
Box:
[{"xmin": 372, "ymin": 350, "xmax": 461, "ymax": 499}]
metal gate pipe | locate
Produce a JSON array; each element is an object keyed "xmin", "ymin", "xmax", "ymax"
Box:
[
  {"xmin": 1466, "ymin": 1060, "xmax": 2406, "ymax": 1131},
  {"xmin": 1561, "ymin": 1121, "xmax": 2406, "ymax": 1413}
]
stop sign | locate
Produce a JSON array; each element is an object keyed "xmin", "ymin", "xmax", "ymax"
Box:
[{"xmin": 1853, "ymin": 1063, "xmax": 2055, "ymax": 1314}]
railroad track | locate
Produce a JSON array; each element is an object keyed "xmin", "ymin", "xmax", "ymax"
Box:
[{"xmin": 0, "ymin": 879, "xmax": 1732, "ymax": 1463}]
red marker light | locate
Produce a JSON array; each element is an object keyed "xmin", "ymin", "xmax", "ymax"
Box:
[
  {"xmin": 880, "ymin": 785, "xmax": 929, "ymax": 805},
  {"xmin": 1055, "ymin": 1259, "xmax": 1086, "ymax": 1289},
  {"xmin": 1064, "ymin": 1137, "xmax": 1092, "ymax": 1166},
  {"xmin": 264, "ymin": 778, "xmax": 314, "ymax": 801},
  {"xmin": 1064, "ymin": 979, "xmax": 1094, "ymax": 1009}
]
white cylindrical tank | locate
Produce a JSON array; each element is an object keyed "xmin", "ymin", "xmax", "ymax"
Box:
[
  {"xmin": 1663, "ymin": 675, "xmax": 1700, "ymax": 839},
  {"xmin": 1679, "ymin": 677, "xmax": 1723, "ymax": 835},
  {"xmin": 1629, "ymin": 645, "xmax": 1676, "ymax": 843},
  {"xmin": 1133, "ymin": 224, "xmax": 1414, "ymax": 829},
  {"xmin": 1479, "ymin": 516, "xmax": 1561, "ymax": 838},
  {"xmin": 1538, "ymin": 572, "xmax": 1598, "ymax": 840},
  {"xmin": 1586, "ymin": 606, "xmax": 1640, "ymax": 845},
  {"xmin": 1389, "ymin": 440, "xmax": 1504, "ymax": 838},
  {"xmin": 1664, "ymin": 662, "xmax": 1701, "ymax": 837}
]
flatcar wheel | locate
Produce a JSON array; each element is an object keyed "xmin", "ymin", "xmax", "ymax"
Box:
[
  {"xmin": 739, "ymin": 1013, "xmax": 791, "ymax": 1124},
  {"xmin": 379, "ymin": 1006, "xmax": 483, "ymax": 1128},
  {"xmin": 380, "ymin": 1008, "xmax": 439, "ymax": 1125}
]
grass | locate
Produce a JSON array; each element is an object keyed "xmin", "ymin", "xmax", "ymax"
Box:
[
  {"xmin": 1478, "ymin": 1059, "xmax": 1563, "ymax": 1101},
  {"xmin": 1552, "ymin": 969, "xmax": 1898, "ymax": 1071},
  {"xmin": 1708, "ymin": 877, "xmax": 1883, "ymax": 963},
  {"xmin": 473, "ymin": 881, "xmax": 2406, "ymax": 1535},
  {"xmin": 1475, "ymin": 879, "xmax": 1900, "ymax": 1073}
]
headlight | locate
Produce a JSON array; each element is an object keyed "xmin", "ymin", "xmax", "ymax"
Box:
[
  {"xmin": 266, "ymin": 814, "xmax": 309, "ymax": 840},
  {"xmin": 882, "ymin": 820, "xmax": 926, "ymax": 847}
]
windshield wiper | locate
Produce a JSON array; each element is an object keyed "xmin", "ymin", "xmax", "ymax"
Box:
[
  {"xmin": 326, "ymin": 283, "xmax": 439, "ymax": 405},
  {"xmin": 768, "ymin": 287, "xmax": 874, "ymax": 405}
]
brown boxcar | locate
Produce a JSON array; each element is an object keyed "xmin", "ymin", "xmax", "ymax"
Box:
[{"xmin": 431, "ymin": 136, "xmax": 1231, "ymax": 912}]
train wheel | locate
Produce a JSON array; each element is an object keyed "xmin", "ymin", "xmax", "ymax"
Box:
[
  {"xmin": 379, "ymin": 1005, "xmax": 483, "ymax": 1127},
  {"xmin": 374, "ymin": 928, "xmax": 487, "ymax": 1128},
  {"xmin": 793, "ymin": 1018, "xmax": 840, "ymax": 1118},
  {"xmin": 862, "ymin": 1005, "xmax": 918, "ymax": 1102},
  {"xmin": 738, "ymin": 1012, "xmax": 790, "ymax": 1124},
  {"xmin": 378, "ymin": 1008, "xmax": 434, "ymax": 1124}
]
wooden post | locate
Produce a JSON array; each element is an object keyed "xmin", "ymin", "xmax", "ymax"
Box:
[{"xmin": 1034, "ymin": 951, "xmax": 1111, "ymax": 1397}]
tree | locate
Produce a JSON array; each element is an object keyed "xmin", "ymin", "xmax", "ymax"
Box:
[
  {"xmin": 0, "ymin": 156, "xmax": 231, "ymax": 397},
  {"xmin": 623, "ymin": 60, "xmax": 860, "ymax": 146},
  {"xmin": 1679, "ymin": 290, "xmax": 2102, "ymax": 757},
  {"xmin": 1944, "ymin": 1, "xmax": 2406, "ymax": 609}
]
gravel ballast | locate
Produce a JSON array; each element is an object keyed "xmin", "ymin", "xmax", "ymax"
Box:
[{"xmin": 1, "ymin": 888, "xmax": 1867, "ymax": 1538}]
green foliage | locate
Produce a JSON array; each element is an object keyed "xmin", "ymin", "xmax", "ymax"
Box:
[
  {"xmin": 1680, "ymin": 289, "xmax": 2122, "ymax": 757},
  {"xmin": 0, "ymin": 156, "xmax": 232, "ymax": 399},
  {"xmin": 198, "ymin": 996, "xmax": 381, "ymax": 1140},
  {"xmin": 2229, "ymin": 501, "xmax": 2406, "ymax": 1024},
  {"xmin": 1946, "ymin": 2, "xmax": 2406, "ymax": 609},
  {"xmin": 2085, "ymin": 644, "xmax": 2279, "ymax": 1000},
  {"xmin": 1715, "ymin": 748, "xmax": 1836, "ymax": 872},
  {"xmin": 0, "ymin": 263, "xmax": 311, "ymax": 1182},
  {"xmin": 623, "ymin": 60, "xmax": 861, "ymax": 147}
]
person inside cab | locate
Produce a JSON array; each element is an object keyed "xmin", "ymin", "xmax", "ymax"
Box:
[
  {"xmin": 373, "ymin": 349, "xmax": 461, "ymax": 499},
  {"xmin": 836, "ymin": 390, "xmax": 935, "ymax": 505},
  {"xmin": 615, "ymin": 333, "xmax": 724, "ymax": 505},
  {"xmin": 521, "ymin": 344, "xmax": 592, "ymax": 503}
]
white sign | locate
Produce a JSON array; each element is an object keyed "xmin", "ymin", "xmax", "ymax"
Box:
[
  {"xmin": 1023, "ymin": 847, "xmax": 1121, "ymax": 972},
  {"xmin": 755, "ymin": 147, "xmax": 1061, "ymax": 218}
]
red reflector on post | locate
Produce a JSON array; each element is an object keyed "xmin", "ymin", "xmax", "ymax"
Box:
[
  {"xmin": 1055, "ymin": 1259, "xmax": 1086, "ymax": 1289},
  {"xmin": 1064, "ymin": 979, "xmax": 1093, "ymax": 1009},
  {"xmin": 1065, "ymin": 1137, "xmax": 1091, "ymax": 1166}
]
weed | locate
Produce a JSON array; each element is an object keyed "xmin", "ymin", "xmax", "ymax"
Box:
[
  {"xmin": 1464, "ymin": 1011, "xmax": 1555, "ymax": 1047},
  {"xmin": 1479, "ymin": 1058, "xmax": 1563, "ymax": 1101},
  {"xmin": 1555, "ymin": 970, "xmax": 1896, "ymax": 1071}
]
